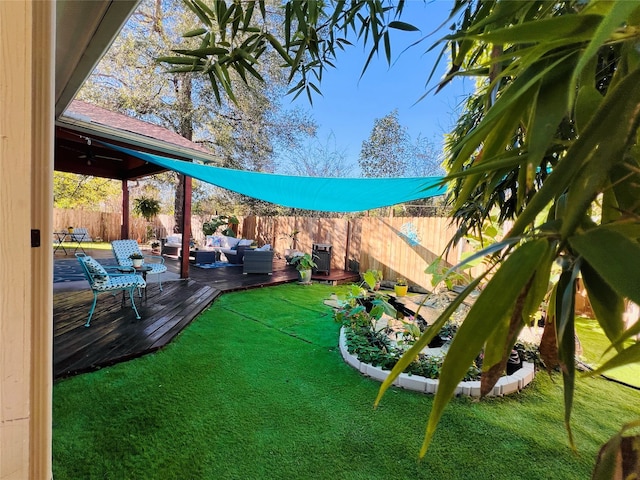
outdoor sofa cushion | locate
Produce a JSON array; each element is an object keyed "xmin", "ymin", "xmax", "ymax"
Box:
[{"xmin": 205, "ymin": 235, "xmax": 243, "ymax": 249}]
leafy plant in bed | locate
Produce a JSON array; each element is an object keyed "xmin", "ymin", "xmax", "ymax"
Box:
[{"xmin": 334, "ymin": 274, "xmax": 540, "ymax": 380}]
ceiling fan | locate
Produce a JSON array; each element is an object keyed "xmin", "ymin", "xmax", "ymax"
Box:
[{"xmin": 60, "ymin": 143, "xmax": 124, "ymax": 163}]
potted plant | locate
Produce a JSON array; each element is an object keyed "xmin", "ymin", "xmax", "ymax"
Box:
[
  {"xmin": 280, "ymin": 229, "xmax": 300, "ymax": 262},
  {"xmin": 133, "ymin": 196, "xmax": 161, "ymax": 243},
  {"xmin": 129, "ymin": 252, "xmax": 144, "ymax": 268},
  {"xmin": 202, "ymin": 214, "xmax": 239, "ymax": 237},
  {"xmin": 394, "ymin": 278, "xmax": 408, "ymax": 297},
  {"xmin": 67, "ymin": 226, "xmax": 74, "ymax": 234},
  {"xmin": 290, "ymin": 253, "xmax": 317, "ymax": 284}
]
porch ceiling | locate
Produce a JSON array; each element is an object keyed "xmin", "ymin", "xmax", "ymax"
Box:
[
  {"xmin": 55, "ymin": 0, "xmax": 139, "ymax": 119},
  {"xmin": 55, "ymin": 126, "xmax": 167, "ymax": 181}
]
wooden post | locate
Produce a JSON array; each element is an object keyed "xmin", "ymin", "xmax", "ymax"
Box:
[
  {"xmin": 2, "ymin": 1, "xmax": 54, "ymax": 476},
  {"xmin": 121, "ymin": 179, "xmax": 129, "ymax": 239},
  {"xmin": 344, "ymin": 220, "xmax": 351, "ymax": 271},
  {"xmin": 180, "ymin": 175, "xmax": 192, "ymax": 278}
]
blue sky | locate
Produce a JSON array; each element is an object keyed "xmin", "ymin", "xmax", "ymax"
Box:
[{"xmin": 289, "ymin": 0, "xmax": 474, "ymax": 175}]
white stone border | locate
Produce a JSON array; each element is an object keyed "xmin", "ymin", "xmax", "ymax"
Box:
[{"xmin": 339, "ymin": 327, "xmax": 535, "ymax": 397}]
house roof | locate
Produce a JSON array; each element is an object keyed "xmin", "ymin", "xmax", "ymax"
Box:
[
  {"xmin": 54, "ymin": 1, "xmax": 219, "ymax": 180},
  {"xmin": 55, "ymin": 100, "xmax": 219, "ymax": 180}
]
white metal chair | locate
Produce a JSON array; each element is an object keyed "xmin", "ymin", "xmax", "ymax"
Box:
[
  {"xmin": 76, "ymin": 253, "xmax": 146, "ymax": 327},
  {"xmin": 111, "ymin": 240, "xmax": 167, "ymax": 291}
]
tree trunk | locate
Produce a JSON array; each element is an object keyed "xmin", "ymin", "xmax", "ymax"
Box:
[{"xmin": 173, "ymin": 75, "xmax": 193, "ymax": 233}]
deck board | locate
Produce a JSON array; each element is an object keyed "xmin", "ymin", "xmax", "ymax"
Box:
[{"xmin": 54, "ymin": 255, "xmax": 359, "ymax": 380}]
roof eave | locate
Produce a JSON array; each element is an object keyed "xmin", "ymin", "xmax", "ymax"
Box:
[
  {"xmin": 56, "ymin": 116, "xmax": 220, "ymax": 165},
  {"xmin": 55, "ymin": 0, "xmax": 140, "ymax": 118}
]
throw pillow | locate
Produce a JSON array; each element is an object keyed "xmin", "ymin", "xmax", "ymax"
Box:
[
  {"xmin": 220, "ymin": 235, "xmax": 241, "ymax": 249},
  {"xmin": 81, "ymin": 256, "xmax": 109, "ymax": 286}
]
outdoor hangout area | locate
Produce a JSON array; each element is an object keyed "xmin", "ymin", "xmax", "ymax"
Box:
[
  {"xmin": 51, "ymin": 215, "xmax": 640, "ymax": 478},
  {"xmin": 6, "ymin": 0, "xmax": 640, "ymax": 478},
  {"xmin": 51, "ymin": 211, "xmax": 463, "ymax": 378}
]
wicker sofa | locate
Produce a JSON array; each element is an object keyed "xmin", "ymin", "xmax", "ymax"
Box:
[
  {"xmin": 243, "ymin": 249, "xmax": 274, "ymax": 274},
  {"xmin": 161, "ymin": 234, "xmax": 184, "ymax": 256},
  {"xmin": 204, "ymin": 235, "xmax": 254, "ymax": 264},
  {"xmin": 162, "ymin": 234, "xmax": 255, "ymax": 264}
]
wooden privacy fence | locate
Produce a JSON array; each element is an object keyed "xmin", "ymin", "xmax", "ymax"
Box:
[
  {"xmin": 240, "ymin": 216, "xmax": 474, "ymax": 289},
  {"xmin": 54, "ymin": 209, "xmax": 176, "ymax": 243},
  {"xmin": 54, "ymin": 209, "xmax": 475, "ymax": 290},
  {"xmin": 55, "ymin": 209, "xmax": 593, "ymax": 314}
]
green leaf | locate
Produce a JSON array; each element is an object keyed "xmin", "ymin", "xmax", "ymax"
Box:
[
  {"xmin": 157, "ymin": 56, "xmax": 204, "ymax": 66},
  {"xmin": 383, "ymin": 31, "xmax": 391, "ymax": 64},
  {"xmin": 449, "ymin": 52, "xmax": 573, "ymax": 178},
  {"xmin": 192, "ymin": 0, "xmax": 214, "ymax": 19},
  {"xmin": 525, "ymin": 61, "xmax": 572, "ymax": 190},
  {"xmin": 266, "ymin": 33, "xmax": 292, "ymax": 65},
  {"xmin": 580, "ymin": 260, "xmax": 625, "ymax": 348},
  {"xmin": 570, "ymin": 1, "xmax": 640, "ymax": 106},
  {"xmin": 569, "ymin": 227, "xmax": 640, "ymax": 305},
  {"xmin": 186, "ymin": 47, "xmax": 229, "ymax": 57},
  {"xmin": 555, "ymin": 264, "xmax": 579, "ymax": 451},
  {"xmin": 185, "ymin": 0, "xmax": 212, "ymax": 28},
  {"xmin": 388, "ymin": 21, "xmax": 419, "ymax": 32},
  {"xmin": 243, "ymin": 0, "xmax": 255, "ymax": 26},
  {"xmin": 521, "ymin": 240, "xmax": 556, "ymax": 324},
  {"xmin": 165, "ymin": 65, "xmax": 204, "ymax": 73},
  {"xmin": 419, "ymin": 239, "xmax": 550, "ymax": 458},
  {"xmin": 468, "ymin": 15, "xmax": 602, "ymax": 44},
  {"xmin": 183, "ymin": 28, "xmax": 208, "ymax": 38},
  {"xmin": 609, "ymin": 159, "xmax": 640, "ymax": 219},
  {"xmin": 560, "ymin": 67, "xmax": 640, "ymax": 238},
  {"xmin": 510, "ymin": 67, "xmax": 640, "ymax": 239}
]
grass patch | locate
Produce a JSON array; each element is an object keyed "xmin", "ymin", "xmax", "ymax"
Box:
[
  {"xmin": 53, "ymin": 284, "xmax": 640, "ymax": 479},
  {"xmin": 575, "ymin": 316, "xmax": 640, "ymax": 388},
  {"xmin": 54, "ymin": 241, "xmax": 113, "ymax": 250}
]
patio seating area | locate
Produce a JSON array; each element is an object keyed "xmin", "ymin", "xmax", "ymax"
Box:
[{"xmin": 53, "ymin": 248, "xmax": 359, "ymax": 379}]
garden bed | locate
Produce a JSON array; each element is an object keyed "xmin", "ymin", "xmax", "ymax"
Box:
[
  {"xmin": 330, "ymin": 288, "xmax": 538, "ymax": 397},
  {"xmin": 339, "ymin": 326, "xmax": 535, "ymax": 397}
]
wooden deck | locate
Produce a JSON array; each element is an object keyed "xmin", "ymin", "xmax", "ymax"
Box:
[{"xmin": 53, "ymin": 253, "xmax": 358, "ymax": 380}]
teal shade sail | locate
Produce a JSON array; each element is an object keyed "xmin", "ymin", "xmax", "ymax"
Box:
[{"xmin": 105, "ymin": 142, "xmax": 447, "ymax": 212}]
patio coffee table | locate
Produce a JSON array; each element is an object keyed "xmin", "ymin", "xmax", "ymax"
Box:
[{"xmin": 190, "ymin": 249, "xmax": 220, "ymax": 264}]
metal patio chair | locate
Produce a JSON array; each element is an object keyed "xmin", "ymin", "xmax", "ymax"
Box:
[
  {"xmin": 76, "ymin": 253, "xmax": 146, "ymax": 327},
  {"xmin": 111, "ymin": 239, "xmax": 167, "ymax": 291}
]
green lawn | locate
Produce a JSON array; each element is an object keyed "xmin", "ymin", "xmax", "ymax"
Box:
[
  {"xmin": 54, "ymin": 241, "xmax": 113, "ymax": 250},
  {"xmin": 575, "ymin": 316, "xmax": 640, "ymax": 387},
  {"xmin": 53, "ymin": 284, "xmax": 640, "ymax": 479}
]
